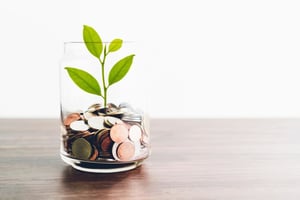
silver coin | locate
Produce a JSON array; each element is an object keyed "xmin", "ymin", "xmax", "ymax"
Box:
[
  {"xmin": 82, "ymin": 111, "xmax": 98, "ymax": 121},
  {"xmin": 119, "ymin": 102, "xmax": 133, "ymax": 109},
  {"xmin": 88, "ymin": 116, "xmax": 105, "ymax": 130},
  {"xmin": 107, "ymin": 103, "xmax": 118, "ymax": 109},
  {"xmin": 129, "ymin": 124, "xmax": 142, "ymax": 142},
  {"xmin": 141, "ymin": 130, "xmax": 150, "ymax": 145},
  {"xmin": 133, "ymin": 141, "xmax": 141, "ymax": 157},
  {"xmin": 70, "ymin": 120, "xmax": 89, "ymax": 131},
  {"xmin": 104, "ymin": 116, "xmax": 123, "ymax": 127},
  {"xmin": 106, "ymin": 103, "xmax": 117, "ymax": 108},
  {"xmin": 88, "ymin": 103, "xmax": 102, "ymax": 112},
  {"xmin": 112, "ymin": 142, "xmax": 120, "ymax": 161},
  {"xmin": 106, "ymin": 107, "xmax": 122, "ymax": 114},
  {"xmin": 122, "ymin": 112, "xmax": 143, "ymax": 123},
  {"xmin": 119, "ymin": 107, "xmax": 131, "ymax": 114},
  {"xmin": 96, "ymin": 107, "xmax": 108, "ymax": 115}
]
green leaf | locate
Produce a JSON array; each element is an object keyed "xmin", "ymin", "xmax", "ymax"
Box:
[
  {"xmin": 65, "ymin": 67, "xmax": 102, "ymax": 96},
  {"xmin": 108, "ymin": 39, "xmax": 122, "ymax": 53},
  {"xmin": 83, "ymin": 25, "xmax": 103, "ymax": 58},
  {"xmin": 108, "ymin": 54, "xmax": 135, "ymax": 86}
]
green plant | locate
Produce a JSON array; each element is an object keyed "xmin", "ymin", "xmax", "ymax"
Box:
[{"xmin": 65, "ymin": 25, "xmax": 135, "ymax": 108}]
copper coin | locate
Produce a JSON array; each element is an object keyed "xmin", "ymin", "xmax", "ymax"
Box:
[
  {"xmin": 110, "ymin": 124, "xmax": 129, "ymax": 143},
  {"xmin": 77, "ymin": 130, "xmax": 91, "ymax": 137},
  {"xmin": 89, "ymin": 145, "xmax": 99, "ymax": 161},
  {"xmin": 116, "ymin": 141, "xmax": 135, "ymax": 161},
  {"xmin": 97, "ymin": 131, "xmax": 114, "ymax": 152},
  {"xmin": 63, "ymin": 113, "xmax": 81, "ymax": 126},
  {"xmin": 96, "ymin": 129, "xmax": 110, "ymax": 144}
]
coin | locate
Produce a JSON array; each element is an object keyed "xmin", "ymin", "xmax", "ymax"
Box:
[
  {"xmin": 107, "ymin": 103, "xmax": 117, "ymax": 109},
  {"xmin": 71, "ymin": 138, "xmax": 92, "ymax": 160},
  {"xmin": 70, "ymin": 120, "xmax": 89, "ymax": 131},
  {"xmin": 133, "ymin": 141, "xmax": 141, "ymax": 158},
  {"xmin": 77, "ymin": 130, "xmax": 92, "ymax": 138},
  {"xmin": 110, "ymin": 124, "xmax": 129, "ymax": 143},
  {"xmin": 141, "ymin": 131, "xmax": 150, "ymax": 146},
  {"xmin": 129, "ymin": 124, "xmax": 142, "ymax": 142},
  {"xmin": 83, "ymin": 111, "xmax": 98, "ymax": 121},
  {"xmin": 62, "ymin": 102, "xmax": 150, "ymax": 162},
  {"xmin": 95, "ymin": 129, "xmax": 114, "ymax": 158},
  {"xmin": 88, "ymin": 116, "xmax": 105, "ymax": 130},
  {"xmin": 121, "ymin": 112, "xmax": 142, "ymax": 123},
  {"xmin": 104, "ymin": 116, "xmax": 123, "ymax": 127},
  {"xmin": 63, "ymin": 113, "xmax": 81, "ymax": 126},
  {"xmin": 89, "ymin": 145, "xmax": 99, "ymax": 161},
  {"xmin": 97, "ymin": 131, "xmax": 114, "ymax": 154},
  {"xmin": 116, "ymin": 141, "xmax": 135, "ymax": 161},
  {"xmin": 118, "ymin": 104, "xmax": 134, "ymax": 115},
  {"xmin": 106, "ymin": 109, "xmax": 124, "ymax": 117},
  {"xmin": 118, "ymin": 102, "xmax": 133, "ymax": 109},
  {"xmin": 88, "ymin": 103, "xmax": 102, "ymax": 112},
  {"xmin": 96, "ymin": 128, "xmax": 110, "ymax": 140},
  {"xmin": 96, "ymin": 107, "xmax": 107, "ymax": 115}
]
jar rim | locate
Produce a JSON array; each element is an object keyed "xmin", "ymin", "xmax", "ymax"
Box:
[{"xmin": 64, "ymin": 41, "xmax": 135, "ymax": 44}]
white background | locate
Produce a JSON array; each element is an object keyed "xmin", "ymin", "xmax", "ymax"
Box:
[{"xmin": 0, "ymin": 0, "xmax": 300, "ymax": 118}]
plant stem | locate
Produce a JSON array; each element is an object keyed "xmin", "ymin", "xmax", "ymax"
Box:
[{"xmin": 100, "ymin": 48, "xmax": 108, "ymax": 108}]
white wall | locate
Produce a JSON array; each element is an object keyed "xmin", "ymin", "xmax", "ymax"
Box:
[{"xmin": 0, "ymin": 0, "xmax": 300, "ymax": 118}]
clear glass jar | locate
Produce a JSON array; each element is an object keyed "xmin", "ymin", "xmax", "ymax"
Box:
[{"xmin": 59, "ymin": 42, "xmax": 150, "ymax": 173}]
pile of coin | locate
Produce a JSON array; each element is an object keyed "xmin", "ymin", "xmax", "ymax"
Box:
[{"xmin": 61, "ymin": 103, "xmax": 150, "ymax": 162}]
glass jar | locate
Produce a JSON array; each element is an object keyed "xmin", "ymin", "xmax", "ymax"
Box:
[{"xmin": 59, "ymin": 42, "xmax": 150, "ymax": 173}]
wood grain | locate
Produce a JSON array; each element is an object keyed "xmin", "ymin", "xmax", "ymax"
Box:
[{"xmin": 1, "ymin": 118, "xmax": 300, "ymax": 200}]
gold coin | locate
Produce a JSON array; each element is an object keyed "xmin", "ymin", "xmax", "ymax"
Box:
[{"xmin": 71, "ymin": 138, "xmax": 92, "ymax": 160}]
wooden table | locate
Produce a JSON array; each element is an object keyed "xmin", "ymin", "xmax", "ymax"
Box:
[{"xmin": 1, "ymin": 119, "xmax": 300, "ymax": 200}]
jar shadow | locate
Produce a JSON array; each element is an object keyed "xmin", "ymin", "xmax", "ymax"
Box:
[{"xmin": 59, "ymin": 165, "xmax": 149, "ymax": 198}]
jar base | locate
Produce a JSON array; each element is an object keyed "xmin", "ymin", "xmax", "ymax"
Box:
[{"xmin": 60, "ymin": 153, "xmax": 144, "ymax": 173}]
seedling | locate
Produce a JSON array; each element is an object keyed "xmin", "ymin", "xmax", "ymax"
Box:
[{"xmin": 65, "ymin": 25, "xmax": 135, "ymax": 108}]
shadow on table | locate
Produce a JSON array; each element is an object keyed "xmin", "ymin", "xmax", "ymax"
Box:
[{"xmin": 60, "ymin": 165, "xmax": 150, "ymax": 197}]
